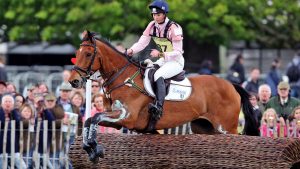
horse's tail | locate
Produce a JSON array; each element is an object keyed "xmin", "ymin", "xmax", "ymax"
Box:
[{"xmin": 233, "ymin": 83, "xmax": 260, "ymax": 136}]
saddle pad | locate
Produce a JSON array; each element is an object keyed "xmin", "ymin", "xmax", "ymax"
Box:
[{"xmin": 144, "ymin": 69, "xmax": 192, "ymax": 101}]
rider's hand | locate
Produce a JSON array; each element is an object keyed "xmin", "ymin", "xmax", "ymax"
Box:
[
  {"xmin": 150, "ymin": 49, "xmax": 160, "ymax": 57},
  {"xmin": 127, "ymin": 49, "xmax": 133, "ymax": 56}
]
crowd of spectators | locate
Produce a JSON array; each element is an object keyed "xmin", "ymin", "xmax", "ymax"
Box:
[
  {"xmin": 0, "ymin": 69, "xmax": 118, "ymax": 168},
  {"xmin": 227, "ymin": 53, "xmax": 300, "ymax": 138}
]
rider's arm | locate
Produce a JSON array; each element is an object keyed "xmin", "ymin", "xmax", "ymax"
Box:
[{"xmin": 129, "ymin": 35, "xmax": 151, "ymax": 55}]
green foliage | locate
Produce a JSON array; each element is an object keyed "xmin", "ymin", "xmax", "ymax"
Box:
[{"xmin": 1, "ymin": 0, "xmax": 300, "ymax": 48}]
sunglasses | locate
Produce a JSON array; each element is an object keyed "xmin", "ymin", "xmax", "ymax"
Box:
[{"xmin": 46, "ymin": 100, "xmax": 55, "ymax": 102}]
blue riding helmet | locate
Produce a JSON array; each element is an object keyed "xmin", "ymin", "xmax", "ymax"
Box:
[{"xmin": 149, "ymin": 0, "xmax": 169, "ymax": 14}]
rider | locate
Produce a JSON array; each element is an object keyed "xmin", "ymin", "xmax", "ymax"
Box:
[{"xmin": 127, "ymin": 0, "xmax": 185, "ymax": 121}]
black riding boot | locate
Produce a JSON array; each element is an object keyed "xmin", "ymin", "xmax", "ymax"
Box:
[{"xmin": 149, "ymin": 77, "xmax": 166, "ymax": 120}]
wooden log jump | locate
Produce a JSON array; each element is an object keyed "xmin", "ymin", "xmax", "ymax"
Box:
[{"xmin": 69, "ymin": 134, "xmax": 300, "ymax": 169}]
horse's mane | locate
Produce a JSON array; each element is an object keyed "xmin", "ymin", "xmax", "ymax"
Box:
[
  {"xmin": 85, "ymin": 32, "xmax": 126, "ymax": 57},
  {"xmin": 85, "ymin": 31, "xmax": 157, "ymax": 68},
  {"xmin": 85, "ymin": 32, "xmax": 144, "ymax": 68}
]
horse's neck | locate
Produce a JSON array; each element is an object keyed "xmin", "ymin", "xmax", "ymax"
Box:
[{"xmin": 98, "ymin": 42, "xmax": 128, "ymax": 73}]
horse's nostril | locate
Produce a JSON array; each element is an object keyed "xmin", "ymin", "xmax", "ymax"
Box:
[
  {"xmin": 70, "ymin": 79, "xmax": 80, "ymax": 88},
  {"xmin": 73, "ymin": 79, "xmax": 79, "ymax": 84}
]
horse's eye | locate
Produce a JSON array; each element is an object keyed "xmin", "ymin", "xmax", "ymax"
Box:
[{"xmin": 87, "ymin": 53, "xmax": 92, "ymax": 57}]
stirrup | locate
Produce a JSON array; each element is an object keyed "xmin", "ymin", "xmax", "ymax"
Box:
[{"xmin": 148, "ymin": 103, "xmax": 162, "ymax": 120}]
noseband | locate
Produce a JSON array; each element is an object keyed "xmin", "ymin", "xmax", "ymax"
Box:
[{"xmin": 72, "ymin": 38, "xmax": 97, "ymax": 82}]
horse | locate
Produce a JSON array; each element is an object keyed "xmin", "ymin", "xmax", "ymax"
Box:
[{"xmin": 69, "ymin": 30, "xmax": 259, "ymax": 162}]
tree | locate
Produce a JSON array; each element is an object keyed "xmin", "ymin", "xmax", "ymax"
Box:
[{"xmin": 1, "ymin": 0, "xmax": 300, "ymax": 48}]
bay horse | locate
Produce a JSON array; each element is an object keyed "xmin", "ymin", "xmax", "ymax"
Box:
[{"xmin": 69, "ymin": 30, "xmax": 259, "ymax": 162}]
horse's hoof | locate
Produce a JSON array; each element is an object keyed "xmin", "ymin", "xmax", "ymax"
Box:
[
  {"xmin": 89, "ymin": 153, "xmax": 100, "ymax": 164},
  {"xmin": 95, "ymin": 144, "xmax": 105, "ymax": 158}
]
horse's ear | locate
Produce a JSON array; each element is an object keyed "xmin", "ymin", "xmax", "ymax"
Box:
[
  {"xmin": 81, "ymin": 30, "xmax": 88, "ymax": 41},
  {"xmin": 87, "ymin": 30, "xmax": 94, "ymax": 43}
]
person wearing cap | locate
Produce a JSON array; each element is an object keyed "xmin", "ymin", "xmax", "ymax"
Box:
[
  {"xmin": 127, "ymin": 0, "xmax": 184, "ymax": 128},
  {"xmin": 42, "ymin": 92, "xmax": 68, "ymax": 168},
  {"xmin": 265, "ymin": 81, "xmax": 300, "ymax": 124},
  {"xmin": 56, "ymin": 83, "xmax": 79, "ymax": 168}
]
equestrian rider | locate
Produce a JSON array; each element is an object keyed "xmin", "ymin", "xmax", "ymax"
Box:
[{"xmin": 127, "ymin": 0, "xmax": 184, "ymax": 120}]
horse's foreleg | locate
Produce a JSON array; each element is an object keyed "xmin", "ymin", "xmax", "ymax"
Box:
[{"xmin": 82, "ymin": 115, "xmax": 105, "ymax": 163}]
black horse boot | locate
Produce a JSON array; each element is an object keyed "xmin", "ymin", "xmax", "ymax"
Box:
[
  {"xmin": 82, "ymin": 127, "xmax": 97, "ymax": 162},
  {"xmin": 149, "ymin": 77, "xmax": 166, "ymax": 121},
  {"xmin": 86, "ymin": 139, "xmax": 105, "ymax": 163}
]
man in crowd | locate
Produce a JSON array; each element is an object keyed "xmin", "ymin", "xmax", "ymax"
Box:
[
  {"xmin": 258, "ymin": 84, "xmax": 272, "ymax": 113},
  {"xmin": 265, "ymin": 81, "xmax": 300, "ymax": 124}
]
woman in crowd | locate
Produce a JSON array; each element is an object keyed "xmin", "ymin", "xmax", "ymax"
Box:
[
  {"xmin": 71, "ymin": 91, "xmax": 85, "ymax": 118},
  {"xmin": 14, "ymin": 93, "xmax": 25, "ymax": 111},
  {"xmin": 19, "ymin": 103, "xmax": 35, "ymax": 168},
  {"xmin": 85, "ymin": 93, "xmax": 120, "ymax": 133},
  {"xmin": 288, "ymin": 106, "xmax": 300, "ymax": 137},
  {"xmin": 260, "ymin": 108, "xmax": 286, "ymax": 138}
]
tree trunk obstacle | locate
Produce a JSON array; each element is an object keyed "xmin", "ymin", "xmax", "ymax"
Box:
[{"xmin": 69, "ymin": 134, "xmax": 300, "ymax": 169}]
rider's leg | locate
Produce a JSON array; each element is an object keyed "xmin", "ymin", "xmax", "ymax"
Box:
[
  {"xmin": 149, "ymin": 77, "xmax": 166, "ymax": 120},
  {"xmin": 147, "ymin": 62, "xmax": 183, "ymax": 132},
  {"xmin": 149, "ymin": 61, "xmax": 184, "ymax": 119}
]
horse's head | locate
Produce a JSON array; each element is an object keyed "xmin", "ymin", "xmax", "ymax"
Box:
[{"xmin": 69, "ymin": 30, "xmax": 101, "ymax": 88}]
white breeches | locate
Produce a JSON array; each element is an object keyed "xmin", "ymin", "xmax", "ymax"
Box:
[{"xmin": 154, "ymin": 60, "xmax": 184, "ymax": 81}]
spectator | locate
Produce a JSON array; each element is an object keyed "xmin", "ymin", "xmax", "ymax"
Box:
[
  {"xmin": 265, "ymin": 59, "xmax": 282, "ymax": 96},
  {"xmin": 257, "ymin": 84, "xmax": 272, "ymax": 113},
  {"xmin": 198, "ymin": 59, "xmax": 213, "ymax": 75},
  {"xmin": 42, "ymin": 92, "xmax": 66, "ymax": 168},
  {"xmin": 249, "ymin": 92, "xmax": 262, "ymax": 129},
  {"xmin": 24, "ymin": 84, "xmax": 37, "ymax": 106},
  {"xmin": 0, "ymin": 94, "xmax": 26, "ymax": 168},
  {"xmin": 14, "ymin": 93, "xmax": 25, "ymax": 111},
  {"xmin": 56, "ymin": 70, "xmax": 71, "ymax": 97},
  {"xmin": 6, "ymin": 82, "xmax": 17, "ymax": 96},
  {"xmin": 91, "ymin": 80, "xmax": 102, "ymax": 96},
  {"xmin": 260, "ymin": 108, "xmax": 286, "ymax": 137},
  {"xmin": 227, "ymin": 54, "xmax": 245, "ymax": 85},
  {"xmin": 288, "ymin": 106, "xmax": 300, "ymax": 137},
  {"xmin": 19, "ymin": 103, "xmax": 35, "ymax": 168},
  {"xmin": 286, "ymin": 52, "xmax": 300, "ymax": 98},
  {"xmin": 0, "ymin": 56, "xmax": 8, "ymax": 82},
  {"xmin": 242, "ymin": 67, "xmax": 261, "ymax": 94},
  {"xmin": 71, "ymin": 91, "xmax": 85, "ymax": 118},
  {"xmin": 86, "ymin": 93, "xmax": 120, "ymax": 133},
  {"xmin": 56, "ymin": 82, "xmax": 81, "ymax": 168},
  {"xmin": 265, "ymin": 81, "xmax": 300, "ymax": 124},
  {"xmin": 31, "ymin": 91, "xmax": 56, "ymax": 168},
  {"xmin": 38, "ymin": 83, "xmax": 49, "ymax": 96}
]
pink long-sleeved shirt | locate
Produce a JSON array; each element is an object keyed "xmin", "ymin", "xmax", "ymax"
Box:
[{"xmin": 130, "ymin": 17, "xmax": 184, "ymax": 62}]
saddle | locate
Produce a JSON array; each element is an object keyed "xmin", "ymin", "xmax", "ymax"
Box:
[{"xmin": 144, "ymin": 64, "xmax": 192, "ymax": 101}]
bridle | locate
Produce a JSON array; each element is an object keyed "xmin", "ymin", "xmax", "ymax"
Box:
[
  {"xmin": 72, "ymin": 34, "xmax": 149, "ymax": 102},
  {"xmin": 72, "ymin": 37, "xmax": 98, "ymax": 82}
]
